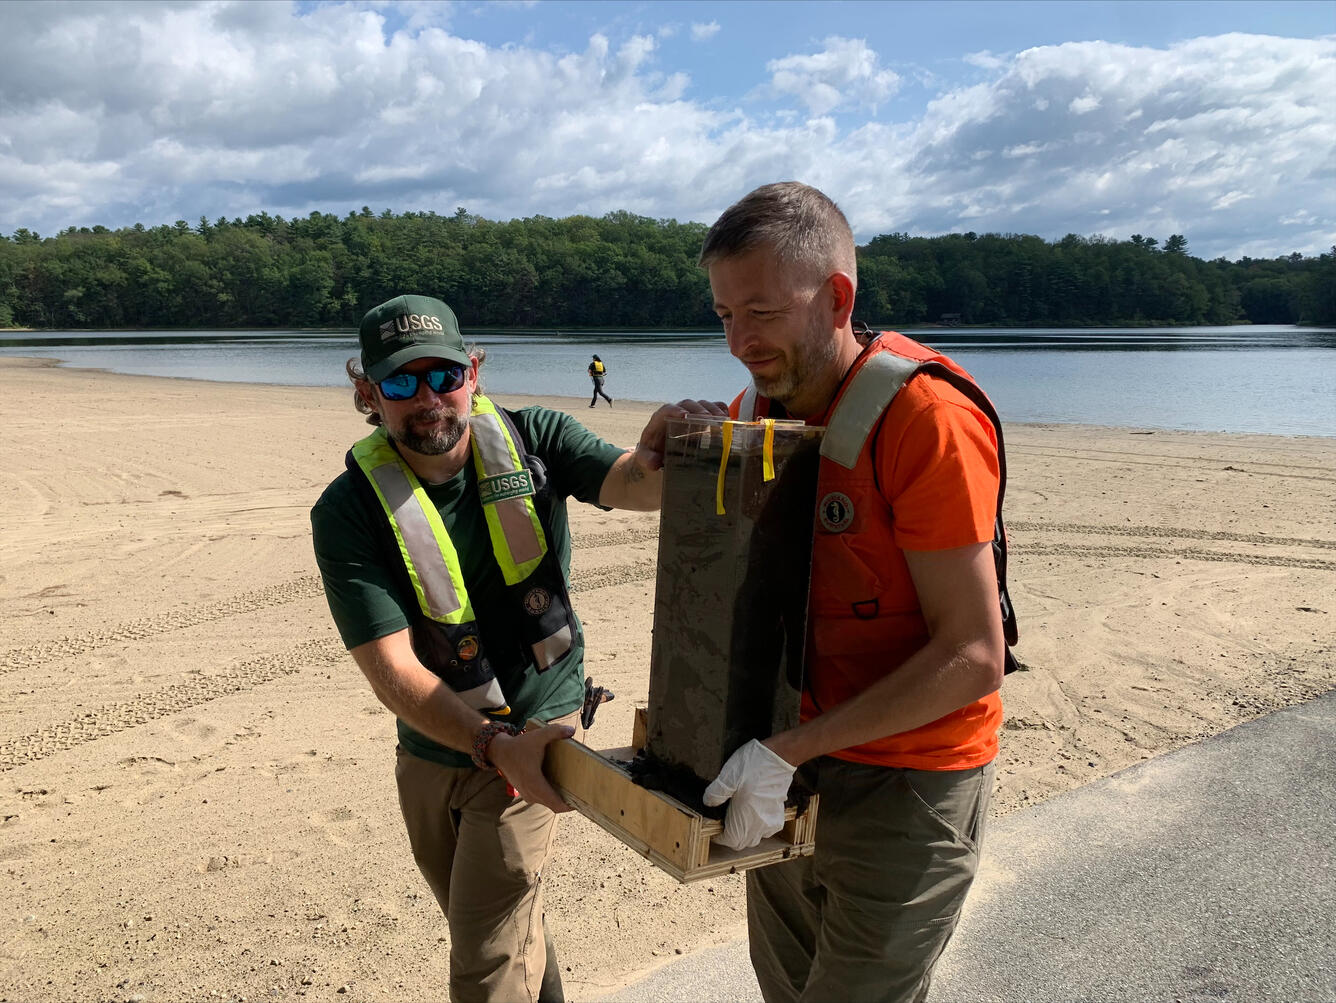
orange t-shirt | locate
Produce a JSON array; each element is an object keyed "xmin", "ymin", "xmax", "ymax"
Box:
[{"xmin": 732, "ymin": 363, "xmax": 1004, "ymax": 769}]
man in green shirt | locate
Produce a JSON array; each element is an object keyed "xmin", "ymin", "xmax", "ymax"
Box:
[{"xmin": 311, "ymin": 294, "xmax": 720, "ymax": 1002}]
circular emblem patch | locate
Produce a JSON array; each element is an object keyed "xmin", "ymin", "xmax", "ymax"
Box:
[
  {"xmin": 818, "ymin": 491, "xmax": 855, "ymax": 533},
  {"xmin": 523, "ymin": 587, "xmax": 552, "ymax": 616},
  {"xmin": 456, "ymin": 635, "xmax": 480, "ymax": 661}
]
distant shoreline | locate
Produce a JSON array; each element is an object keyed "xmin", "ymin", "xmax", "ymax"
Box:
[
  {"xmin": 4, "ymin": 325, "xmax": 1332, "ymax": 437},
  {"xmin": 7, "ymin": 321, "xmax": 1330, "ymax": 335},
  {"xmin": 2, "ymin": 354, "xmax": 1333, "ymax": 442}
]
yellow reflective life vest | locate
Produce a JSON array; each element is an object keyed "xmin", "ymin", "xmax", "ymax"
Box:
[{"xmin": 347, "ymin": 394, "xmax": 579, "ymax": 716}]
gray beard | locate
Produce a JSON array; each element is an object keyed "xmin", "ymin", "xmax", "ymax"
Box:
[
  {"xmin": 754, "ymin": 314, "xmax": 840, "ymax": 407},
  {"xmin": 391, "ymin": 408, "xmax": 469, "ymax": 456}
]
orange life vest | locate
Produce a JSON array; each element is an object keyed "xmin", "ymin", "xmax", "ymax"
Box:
[{"xmin": 731, "ymin": 332, "xmax": 1016, "ymax": 768}]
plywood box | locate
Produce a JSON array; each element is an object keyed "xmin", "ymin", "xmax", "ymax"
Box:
[
  {"xmin": 543, "ymin": 709, "xmax": 819, "ymax": 883},
  {"xmin": 544, "ymin": 417, "xmax": 825, "ymax": 880}
]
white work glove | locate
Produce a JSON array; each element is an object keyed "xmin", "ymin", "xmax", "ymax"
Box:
[{"xmin": 702, "ymin": 739, "xmax": 796, "ymax": 850}]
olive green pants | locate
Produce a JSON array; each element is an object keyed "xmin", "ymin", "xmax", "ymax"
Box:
[
  {"xmin": 747, "ymin": 757, "xmax": 994, "ymax": 1003},
  {"xmin": 394, "ymin": 714, "xmax": 579, "ymax": 1003}
]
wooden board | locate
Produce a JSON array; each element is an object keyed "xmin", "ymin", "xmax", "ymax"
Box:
[{"xmin": 541, "ymin": 709, "xmax": 818, "ymax": 883}]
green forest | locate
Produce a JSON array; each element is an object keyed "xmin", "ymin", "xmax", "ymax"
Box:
[{"xmin": 1, "ymin": 207, "xmax": 1332, "ymax": 330}]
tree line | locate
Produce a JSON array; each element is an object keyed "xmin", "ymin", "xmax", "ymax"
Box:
[{"xmin": 1, "ymin": 207, "xmax": 1332, "ymax": 330}]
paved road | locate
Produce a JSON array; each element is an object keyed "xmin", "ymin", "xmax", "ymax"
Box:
[{"xmin": 601, "ymin": 688, "xmax": 1336, "ymax": 1002}]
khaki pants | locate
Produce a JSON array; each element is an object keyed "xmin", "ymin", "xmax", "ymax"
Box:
[
  {"xmin": 747, "ymin": 758, "xmax": 994, "ymax": 1003},
  {"xmin": 394, "ymin": 713, "xmax": 579, "ymax": 1003}
]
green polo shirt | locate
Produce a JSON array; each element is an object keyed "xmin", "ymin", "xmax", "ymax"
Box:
[{"xmin": 311, "ymin": 405, "xmax": 625, "ymax": 767}]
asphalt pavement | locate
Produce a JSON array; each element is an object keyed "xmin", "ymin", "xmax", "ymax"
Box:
[{"xmin": 600, "ymin": 688, "xmax": 1336, "ymax": 1002}]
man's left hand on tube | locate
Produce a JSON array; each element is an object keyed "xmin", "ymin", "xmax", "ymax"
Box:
[{"xmin": 702, "ymin": 738, "xmax": 797, "ymax": 850}]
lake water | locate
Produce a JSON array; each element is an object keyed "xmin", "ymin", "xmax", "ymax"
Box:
[{"xmin": 2, "ymin": 326, "xmax": 1334, "ymax": 437}]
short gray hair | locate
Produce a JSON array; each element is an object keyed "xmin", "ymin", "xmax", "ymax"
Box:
[{"xmin": 698, "ymin": 182, "xmax": 857, "ymax": 288}]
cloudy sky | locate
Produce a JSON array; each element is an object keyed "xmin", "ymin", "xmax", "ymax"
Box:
[{"xmin": 3, "ymin": 0, "xmax": 1333, "ymax": 259}]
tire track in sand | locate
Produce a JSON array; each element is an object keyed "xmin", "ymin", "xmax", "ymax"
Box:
[
  {"xmin": 1009, "ymin": 445, "xmax": 1336, "ymax": 482},
  {"xmin": 1009, "ymin": 521, "xmax": 1336, "ymax": 551},
  {"xmin": 0, "ymin": 576, "xmax": 326, "ymax": 676},
  {"xmin": 1, "ymin": 530, "xmax": 658, "ymax": 675},
  {"xmin": 1, "ymin": 526, "xmax": 657, "ymax": 675},
  {"xmin": 0, "ymin": 638, "xmax": 346, "ymax": 771},
  {"xmin": 570, "ymin": 559, "xmax": 658, "ymax": 593},
  {"xmin": 1019, "ymin": 541, "xmax": 1336, "ymax": 572},
  {"xmin": 0, "ymin": 559, "xmax": 661, "ymax": 767},
  {"xmin": 572, "ymin": 526, "xmax": 659, "ymax": 550}
]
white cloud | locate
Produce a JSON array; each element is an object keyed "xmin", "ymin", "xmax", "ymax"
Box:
[
  {"xmin": 839, "ymin": 33, "xmax": 1336, "ymax": 257},
  {"xmin": 690, "ymin": 21, "xmax": 720, "ymax": 42},
  {"xmin": 1212, "ymin": 190, "xmax": 1253, "ymax": 210},
  {"xmin": 1002, "ymin": 142, "xmax": 1053, "ymax": 158},
  {"xmin": 0, "ymin": 6, "xmax": 1331, "ymax": 260},
  {"xmin": 963, "ymin": 50, "xmax": 1008, "ymax": 71},
  {"xmin": 766, "ymin": 36, "xmax": 901, "ymax": 115}
]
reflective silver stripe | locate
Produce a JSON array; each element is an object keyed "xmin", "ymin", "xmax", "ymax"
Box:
[
  {"xmin": 471, "ymin": 411, "xmax": 544, "ymax": 568},
  {"xmin": 530, "ymin": 624, "xmax": 573, "ymax": 670},
  {"xmin": 495, "ymin": 499, "xmax": 542, "ymax": 566},
  {"xmin": 470, "ymin": 410, "xmax": 517, "ymax": 477},
  {"xmin": 821, "ymin": 352, "xmax": 921, "ymax": 469},
  {"xmin": 454, "ymin": 677, "xmax": 510, "ymax": 715},
  {"xmin": 368, "ymin": 461, "xmax": 464, "ymax": 619},
  {"xmin": 738, "ymin": 386, "xmax": 758, "ymax": 421}
]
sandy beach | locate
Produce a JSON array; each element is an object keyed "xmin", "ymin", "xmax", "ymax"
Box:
[{"xmin": 2, "ymin": 355, "xmax": 1334, "ymax": 1003}]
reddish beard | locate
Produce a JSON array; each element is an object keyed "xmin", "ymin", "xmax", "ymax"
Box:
[{"xmin": 392, "ymin": 406, "xmax": 469, "ymax": 456}]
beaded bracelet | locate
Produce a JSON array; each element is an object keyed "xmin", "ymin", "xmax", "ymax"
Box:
[{"xmin": 471, "ymin": 720, "xmax": 523, "ymax": 770}]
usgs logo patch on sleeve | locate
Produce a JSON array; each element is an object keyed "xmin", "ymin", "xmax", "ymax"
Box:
[
  {"xmin": 478, "ymin": 469, "xmax": 535, "ymax": 505},
  {"xmin": 380, "ymin": 313, "xmax": 445, "ymax": 341}
]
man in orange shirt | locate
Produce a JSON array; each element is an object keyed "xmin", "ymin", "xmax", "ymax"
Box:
[{"xmin": 643, "ymin": 182, "xmax": 1008, "ymax": 1002}]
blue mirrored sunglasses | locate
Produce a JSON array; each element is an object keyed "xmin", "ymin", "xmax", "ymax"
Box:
[{"xmin": 378, "ymin": 365, "xmax": 467, "ymax": 401}]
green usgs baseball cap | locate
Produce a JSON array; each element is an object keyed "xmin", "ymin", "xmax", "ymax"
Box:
[{"xmin": 359, "ymin": 294, "xmax": 469, "ymax": 381}]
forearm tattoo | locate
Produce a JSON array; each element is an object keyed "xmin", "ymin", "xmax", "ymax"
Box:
[{"xmin": 623, "ymin": 450, "xmax": 647, "ymax": 485}]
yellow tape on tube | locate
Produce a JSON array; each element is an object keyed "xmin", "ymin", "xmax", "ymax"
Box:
[{"xmin": 715, "ymin": 421, "xmax": 734, "ymax": 515}]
